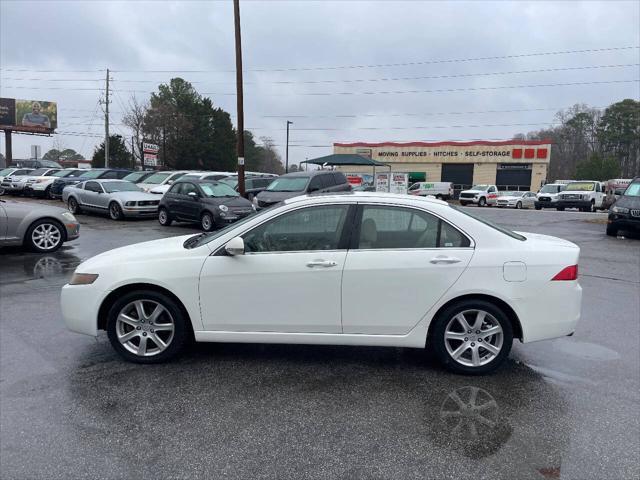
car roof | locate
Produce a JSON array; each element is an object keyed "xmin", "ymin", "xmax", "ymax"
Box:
[
  {"xmin": 173, "ymin": 178, "xmax": 225, "ymax": 184},
  {"xmin": 91, "ymin": 178, "xmax": 128, "ymax": 183},
  {"xmin": 278, "ymin": 170, "xmax": 336, "ymax": 178},
  {"xmin": 283, "ymin": 191, "xmax": 448, "ymax": 206}
]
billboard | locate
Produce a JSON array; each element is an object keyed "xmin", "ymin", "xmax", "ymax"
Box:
[{"xmin": 0, "ymin": 98, "xmax": 57, "ymax": 133}]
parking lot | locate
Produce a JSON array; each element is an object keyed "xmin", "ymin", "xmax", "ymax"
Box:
[{"xmin": 1, "ymin": 199, "xmax": 639, "ymax": 480}]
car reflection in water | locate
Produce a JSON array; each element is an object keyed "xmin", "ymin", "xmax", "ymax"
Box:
[{"xmin": 0, "ymin": 248, "xmax": 83, "ymax": 286}]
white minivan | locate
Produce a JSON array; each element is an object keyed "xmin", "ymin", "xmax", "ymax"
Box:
[{"xmin": 407, "ymin": 182, "xmax": 453, "ymax": 200}]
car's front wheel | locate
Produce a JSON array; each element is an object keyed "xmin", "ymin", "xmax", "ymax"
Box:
[
  {"xmin": 109, "ymin": 202, "xmax": 124, "ymax": 220},
  {"xmin": 67, "ymin": 197, "xmax": 81, "ymax": 214},
  {"xmin": 201, "ymin": 211, "xmax": 215, "ymax": 232},
  {"xmin": 478, "ymin": 197, "xmax": 486, "ymax": 207},
  {"xmin": 106, "ymin": 290, "xmax": 190, "ymax": 363},
  {"xmin": 516, "ymin": 201, "xmax": 522, "ymax": 209},
  {"xmin": 459, "ymin": 201, "xmax": 467, "ymax": 206},
  {"xmin": 158, "ymin": 207, "xmax": 172, "ymax": 226},
  {"xmin": 25, "ymin": 219, "xmax": 65, "ymax": 253},
  {"xmin": 431, "ymin": 300, "xmax": 513, "ymax": 375}
]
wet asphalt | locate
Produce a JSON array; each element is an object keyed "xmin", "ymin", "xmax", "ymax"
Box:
[{"xmin": 0, "ymin": 198, "xmax": 639, "ymax": 480}]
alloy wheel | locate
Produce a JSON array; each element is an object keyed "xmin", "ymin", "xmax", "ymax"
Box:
[
  {"xmin": 110, "ymin": 203, "xmax": 123, "ymax": 220},
  {"xmin": 31, "ymin": 223, "xmax": 62, "ymax": 251},
  {"xmin": 68, "ymin": 198, "xmax": 78, "ymax": 213},
  {"xmin": 201, "ymin": 213, "xmax": 213, "ymax": 231},
  {"xmin": 444, "ymin": 309, "xmax": 504, "ymax": 367},
  {"xmin": 116, "ymin": 300, "xmax": 175, "ymax": 357}
]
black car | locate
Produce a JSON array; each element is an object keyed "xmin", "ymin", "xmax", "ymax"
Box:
[
  {"xmin": 254, "ymin": 170, "xmax": 351, "ymax": 209},
  {"xmin": 50, "ymin": 168, "xmax": 132, "ymax": 199},
  {"xmin": 158, "ymin": 179, "xmax": 256, "ymax": 231},
  {"xmin": 220, "ymin": 175, "xmax": 275, "ymax": 201},
  {"xmin": 607, "ymin": 177, "xmax": 640, "ymax": 237}
]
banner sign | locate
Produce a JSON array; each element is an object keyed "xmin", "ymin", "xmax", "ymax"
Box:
[
  {"xmin": 0, "ymin": 97, "xmax": 57, "ymax": 133},
  {"xmin": 375, "ymin": 173, "xmax": 389, "ymax": 192},
  {"xmin": 390, "ymin": 173, "xmax": 409, "ymax": 194},
  {"xmin": 142, "ymin": 141, "xmax": 159, "ymax": 166}
]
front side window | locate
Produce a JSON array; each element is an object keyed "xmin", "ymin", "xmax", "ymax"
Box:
[
  {"xmin": 243, "ymin": 205, "xmax": 349, "ymax": 253},
  {"xmin": 308, "ymin": 176, "xmax": 323, "ymax": 191},
  {"xmin": 181, "ymin": 183, "xmax": 199, "ymax": 196},
  {"xmin": 85, "ymin": 181, "xmax": 102, "ymax": 193},
  {"xmin": 357, "ymin": 205, "xmax": 470, "ymax": 249}
]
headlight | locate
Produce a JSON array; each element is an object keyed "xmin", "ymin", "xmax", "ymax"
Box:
[
  {"xmin": 125, "ymin": 201, "xmax": 136, "ymax": 207},
  {"xmin": 36, "ymin": 178, "xmax": 48, "ymax": 183},
  {"xmin": 61, "ymin": 212, "xmax": 77, "ymax": 222},
  {"xmin": 612, "ymin": 206, "xmax": 629, "ymax": 213},
  {"xmin": 69, "ymin": 273, "xmax": 99, "ymax": 285},
  {"xmin": 219, "ymin": 204, "xmax": 229, "ymax": 212}
]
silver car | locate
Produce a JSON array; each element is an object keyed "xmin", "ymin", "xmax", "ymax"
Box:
[
  {"xmin": 495, "ymin": 191, "xmax": 537, "ymax": 209},
  {"xmin": 63, "ymin": 179, "xmax": 161, "ymax": 220},
  {"xmin": 0, "ymin": 198, "xmax": 80, "ymax": 252}
]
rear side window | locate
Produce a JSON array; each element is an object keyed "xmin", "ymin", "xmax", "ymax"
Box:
[
  {"xmin": 333, "ymin": 172, "xmax": 348, "ymax": 185},
  {"xmin": 308, "ymin": 176, "xmax": 323, "ymax": 191},
  {"xmin": 320, "ymin": 174, "xmax": 335, "ymax": 188}
]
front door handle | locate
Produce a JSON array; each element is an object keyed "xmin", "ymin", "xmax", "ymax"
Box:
[
  {"xmin": 306, "ymin": 260, "xmax": 338, "ymax": 268},
  {"xmin": 430, "ymin": 255, "xmax": 461, "ymax": 264}
]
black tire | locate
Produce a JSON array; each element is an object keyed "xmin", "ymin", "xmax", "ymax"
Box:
[
  {"xmin": 106, "ymin": 290, "xmax": 190, "ymax": 364},
  {"xmin": 109, "ymin": 202, "xmax": 124, "ymax": 220},
  {"xmin": 606, "ymin": 225, "xmax": 618, "ymax": 237},
  {"xmin": 430, "ymin": 299, "xmax": 513, "ymax": 375},
  {"xmin": 478, "ymin": 197, "xmax": 486, "ymax": 207},
  {"xmin": 535, "ymin": 205, "xmax": 542, "ymax": 210},
  {"xmin": 44, "ymin": 186, "xmax": 52, "ymax": 199},
  {"xmin": 158, "ymin": 207, "xmax": 172, "ymax": 226},
  {"xmin": 67, "ymin": 196, "xmax": 81, "ymax": 214},
  {"xmin": 201, "ymin": 211, "xmax": 215, "ymax": 232},
  {"xmin": 589, "ymin": 201, "xmax": 596, "ymax": 213},
  {"xmin": 25, "ymin": 218, "xmax": 65, "ymax": 253},
  {"xmin": 435, "ymin": 194, "xmax": 443, "ymax": 200},
  {"xmin": 459, "ymin": 201, "xmax": 468, "ymax": 206},
  {"xmin": 556, "ymin": 207, "xmax": 565, "ymax": 211},
  {"xmin": 516, "ymin": 201, "xmax": 522, "ymax": 209}
]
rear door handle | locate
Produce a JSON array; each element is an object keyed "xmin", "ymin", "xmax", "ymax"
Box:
[
  {"xmin": 430, "ymin": 255, "xmax": 461, "ymax": 264},
  {"xmin": 306, "ymin": 260, "xmax": 338, "ymax": 268}
]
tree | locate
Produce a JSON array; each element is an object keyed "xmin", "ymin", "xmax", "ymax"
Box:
[
  {"xmin": 575, "ymin": 153, "xmax": 621, "ymax": 180},
  {"xmin": 122, "ymin": 95, "xmax": 148, "ymax": 167},
  {"xmin": 242, "ymin": 133, "xmax": 284, "ymax": 174},
  {"xmin": 43, "ymin": 148, "xmax": 84, "ymax": 162},
  {"xmin": 92, "ymin": 135, "xmax": 130, "ymax": 168},
  {"xmin": 597, "ymin": 99, "xmax": 640, "ymax": 177}
]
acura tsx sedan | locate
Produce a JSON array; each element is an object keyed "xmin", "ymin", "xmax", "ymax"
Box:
[{"xmin": 61, "ymin": 192, "xmax": 582, "ymax": 374}]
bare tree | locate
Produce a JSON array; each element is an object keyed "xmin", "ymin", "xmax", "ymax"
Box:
[{"xmin": 122, "ymin": 95, "xmax": 148, "ymax": 168}]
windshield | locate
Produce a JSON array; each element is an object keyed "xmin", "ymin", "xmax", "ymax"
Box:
[
  {"xmin": 79, "ymin": 170, "xmax": 105, "ymax": 179},
  {"xmin": 566, "ymin": 182, "xmax": 595, "ymax": 191},
  {"xmin": 28, "ymin": 168, "xmax": 49, "ymax": 176},
  {"xmin": 200, "ymin": 182, "xmax": 239, "ymax": 197},
  {"xmin": 540, "ymin": 184, "xmax": 561, "ymax": 193},
  {"xmin": 470, "ymin": 185, "xmax": 489, "ymax": 191},
  {"xmin": 52, "ymin": 170, "xmax": 77, "ymax": 178},
  {"xmin": 266, "ymin": 176, "xmax": 309, "ymax": 192},
  {"xmin": 103, "ymin": 182, "xmax": 142, "ymax": 193},
  {"xmin": 451, "ymin": 205, "xmax": 526, "ymax": 241},
  {"xmin": 220, "ymin": 178, "xmax": 239, "ymax": 189},
  {"xmin": 123, "ymin": 171, "xmax": 148, "ymax": 182},
  {"xmin": 623, "ymin": 182, "xmax": 640, "ymax": 197},
  {"xmin": 142, "ymin": 172, "xmax": 172, "ymax": 184},
  {"xmin": 0, "ymin": 168, "xmax": 15, "ymax": 176}
]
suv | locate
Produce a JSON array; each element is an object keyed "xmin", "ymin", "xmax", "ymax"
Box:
[
  {"xmin": 11, "ymin": 159, "xmax": 62, "ymax": 169},
  {"xmin": 26, "ymin": 168, "xmax": 85, "ymax": 198},
  {"xmin": 1, "ymin": 167, "xmax": 60, "ymax": 195},
  {"xmin": 50, "ymin": 168, "xmax": 131, "ymax": 199},
  {"xmin": 535, "ymin": 183, "xmax": 566, "ymax": 210},
  {"xmin": 254, "ymin": 171, "xmax": 351, "ymax": 209},
  {"xmin": 458, "ymin": 185, "xmax": 498, "ymax": 207},
  {"xmin": 158, "ymin": 179, "xmax": 255, "ymax": 231},
  {"xmin": 220, "ymin": 175, "xmax": 275, "ymax": 201},
  {"xmin": 556, "ymin": 181, "xmax": 605, "ymax": 212},
  {"xmin": 607, "ymin": 177, "xmax": 640, "ymax": 237}
]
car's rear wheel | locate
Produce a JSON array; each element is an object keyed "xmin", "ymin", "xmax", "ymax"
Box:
[
  {"xmin": 201, "ymin": 211, "xmax": 215, "ymax": 232},
  {"xmin": 25, "ymin": 219, "xmax": 65, "ymax": 253},
  {"xmin": 431, "ymin": 300, "xmax": 513, "ymax": 375},
  {"xmin": 67, "ymin": 197, "xmax": 81, "ymax": 214},
  {"xmin": 158, "ymin": 207, "xmax": 172, "ymax": 226},
  {"xmin": 589, "ymin": 200, "xmax": 596, "ymax": 213},
  {"xmin": 109, "ymin": 202, "xmax": 124, "ymax": 220},
  {"xmin": 106, "ymin": 290, "xmax": 189, "ymax": 363},
  {"xmin": 478, "ymin": 197, "xmax": 486, "ymax": 207}
]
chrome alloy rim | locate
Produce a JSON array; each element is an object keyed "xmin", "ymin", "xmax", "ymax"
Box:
[
  {"xmin": 202, "ymin": 215, "xmax": 212, "ymax": 230},
  {"xmin": 110, "ymin": 203, "xmax": 121, "ymax": 219},
  {"xmin": 159, "ymin": 210, "xmax": 168, "ymax": 223},
  {"xmin": 444, "ymin": 310, "xmax": 504, "ymax": 367},
  {"xmin": 116, "ymin": 300, "xmax": 175, "ymax": 357},
  {"xmin": 31, "ymin": 223, "xmax": 62, "ymax": 251}
]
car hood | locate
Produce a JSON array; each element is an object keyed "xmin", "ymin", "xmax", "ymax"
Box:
[
  {"xmin": 137, "ymin": 182, "xmax": 165, "ymax": 191},
  {"xmin": 460, "ymin": 189, "xmax": 487, "ymax": 195},
  {"xmin": 256, "ymin": 190, "xmax": 303, "ymax": 203},
  {"xmin": 109, "ymin": 191, "xmax": 161, "ymax": 201},
  {"xmin": 149, "ymin": 185, "xmax": 171, "ymax": 194},
  {"xmin": 76, "ymin": 234, "xmax": 208, "ymax": 272},
  {"xmin": 613, "ymin": 195, "xmax": 640, "ymax": 209},
  {"xmin": 203, "ymin": 196, "xmax": 253, "ymax": 208}
]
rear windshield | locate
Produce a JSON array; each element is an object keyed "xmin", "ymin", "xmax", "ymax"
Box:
[
  {"xmin": 566, "ymin": 182, "xmax": 595, "ymax": 191},
  {"xmin": 451, "ymin": 205, "xmax": 526, "ymax": 241}
]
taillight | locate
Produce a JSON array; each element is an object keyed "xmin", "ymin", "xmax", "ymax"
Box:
[{"xmin": 551, "ymin": 265, "xmax": 578, "ymax": 281}]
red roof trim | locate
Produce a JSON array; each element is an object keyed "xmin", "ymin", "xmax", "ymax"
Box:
[{"xmin": 334, "ymin": 140, "xmax": 552, "ymax": 147}]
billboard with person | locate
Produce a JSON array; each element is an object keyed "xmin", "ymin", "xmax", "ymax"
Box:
[{"xmin": 0, "ymin": 97, "xmax": 57, "ymax": 133}]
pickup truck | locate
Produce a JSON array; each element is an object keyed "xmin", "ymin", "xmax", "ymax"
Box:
[
  {"xmin": 458, "ymin": 184, "xmax": 499, "ymax": 206},
  {"xmin": 556, "ymin": 181, "xmax": 605, "ymax": 212}
]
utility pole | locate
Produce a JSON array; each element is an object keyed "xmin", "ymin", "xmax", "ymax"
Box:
[
  {"xmin": 131, "ymin": 136, "xmax": 135, "ymax": 169},
  {"xmin": 233, "ymin": 0, "xmax": 245, "ymax": 196},
  {"xmin": 285, "ymin": 120, "xmax": 293, "ymax": 173},
  {"xmin": 103, "ymin": 68, "xmax": 110, "ymax": 168}
]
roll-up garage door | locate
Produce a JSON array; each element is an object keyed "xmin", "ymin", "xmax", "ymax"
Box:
[
  {"xmin": 496, "ymin": 164, "xmax": 532, "ymax": 191},
  {"xmin": 441, "ymin": 164, "xmax": 474, "ymax": 198}
]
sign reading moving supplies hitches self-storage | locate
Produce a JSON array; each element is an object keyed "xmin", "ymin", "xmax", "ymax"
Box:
[{"xmin": 0, "ymin": 97, "xmax": 58, "ymax": 134}]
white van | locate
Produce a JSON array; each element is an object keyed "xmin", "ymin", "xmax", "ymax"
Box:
[{"xmin": 407, "ymin": 182, "xmax": 453, "ymax": 200}]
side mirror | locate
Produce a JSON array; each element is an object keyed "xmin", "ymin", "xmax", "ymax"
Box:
[
  {"xmin": 225, "ymin": 236, "xmax": 245, "ymax": 256},
  {"xmin": 188, "ymin": 191, "xmax": 198, "ymax": 199},
  {"xmin": 308, "ymin": 186, "xmax": 320, "ymax": 193},
  {"xmin": 167, "ymin": 180, "xmax": 174, "ymax": 185}
]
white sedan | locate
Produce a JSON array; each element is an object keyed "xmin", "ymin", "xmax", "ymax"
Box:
[
  {"xmin": 61, "ymin": 192, "xmax": 582, "ymax": 374},
  {"xmin": 495, "ymin": 191, "xmax": 537, "ymax": 209}
]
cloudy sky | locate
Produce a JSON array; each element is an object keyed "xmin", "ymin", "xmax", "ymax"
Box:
[{"xmin": 1, "ymin": 0, "xmax": 639, "ymax": 166}]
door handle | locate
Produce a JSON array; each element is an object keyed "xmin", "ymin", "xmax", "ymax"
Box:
[
  {"xmin": 306, "ymin": 260, "xmax": 338, "ymax": 268},
  {"xmin": 429, "ymin": 255, "xmax": 461, "ymax": 264}
]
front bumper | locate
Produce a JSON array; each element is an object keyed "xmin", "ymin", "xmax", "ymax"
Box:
[
  {"xmin": 61, "ymin": 283, "xmax": 106, "ymax": 336},
  {"xmin": 64, "ymin": 222, "xmax": 81, "ymax": 241},
  {"xmin": 556, "ymin": 200, "xmax": 591, "ymax": 209},
  {"xmin": 534, "ymin": 198, "xmax": 558, "ymax": 208},
  {"xmin": 1, "ymin": 182, "xmax": 26, "ymax": 193},
  {"xmin": 608, "ymin": 213, "xmax": 640, "ymax": 231},
  {"xmin": 122, "ymin": 207, "xmax": 159, "ymax": 217}
]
